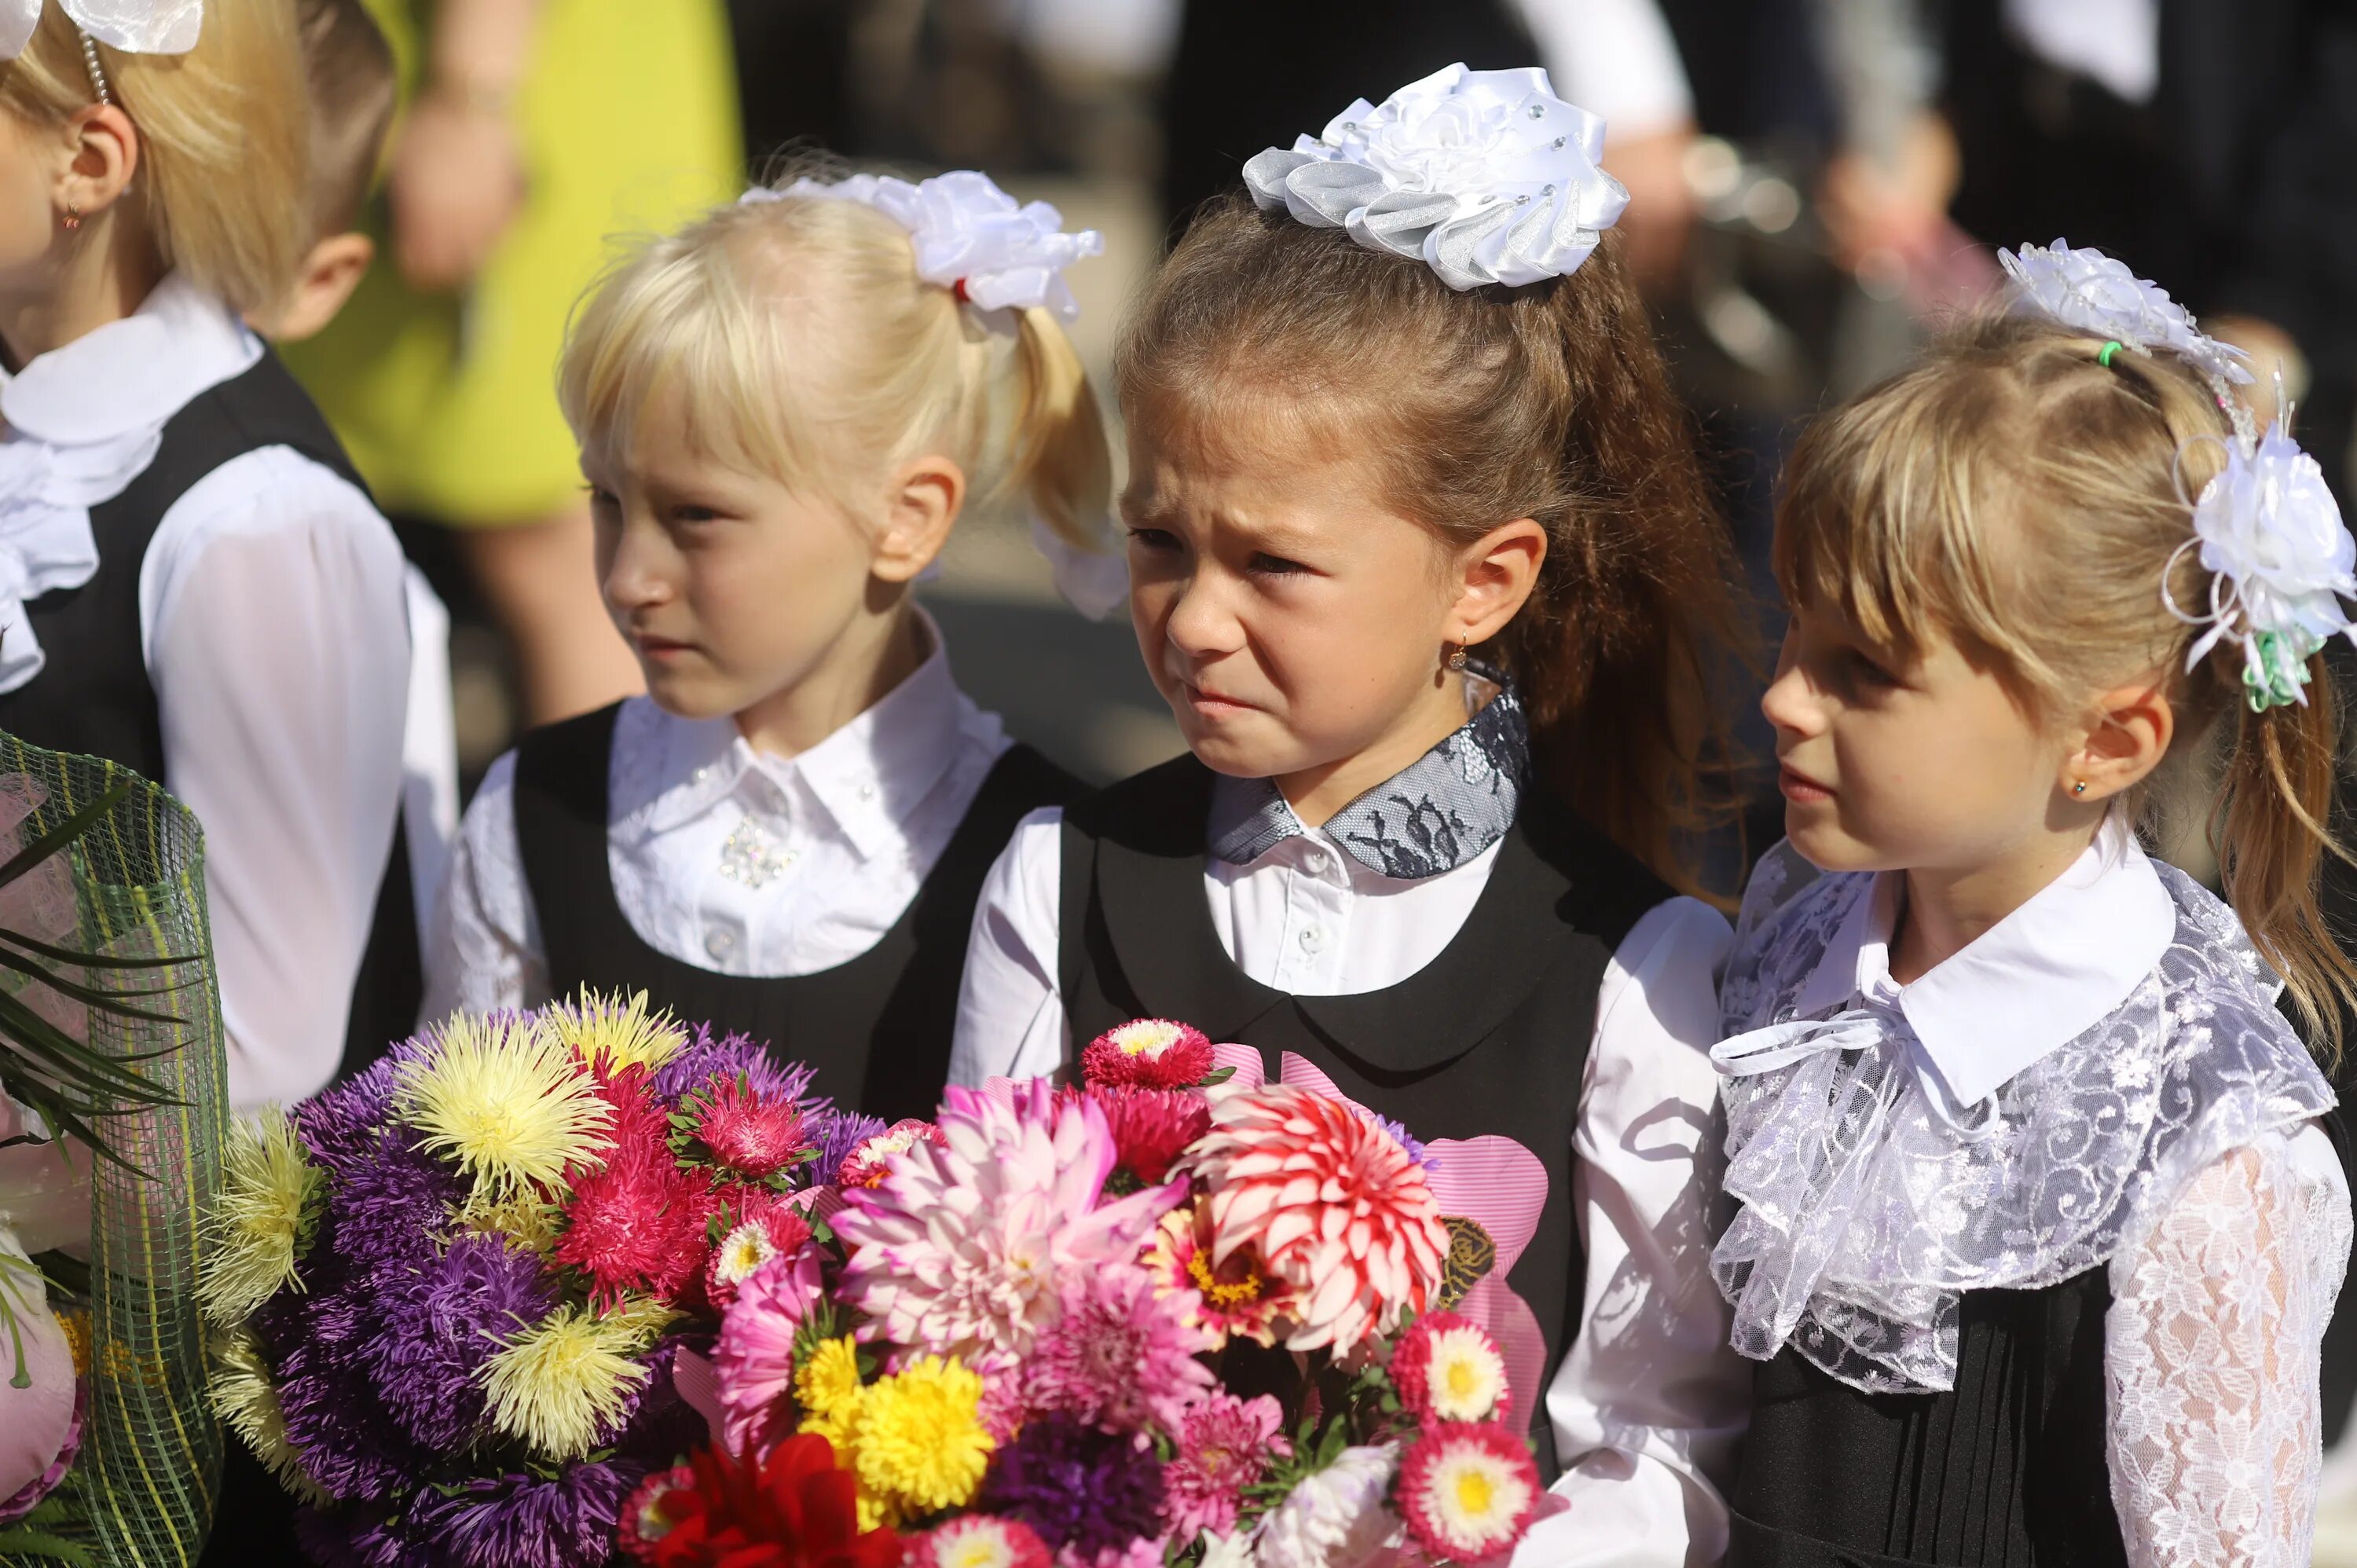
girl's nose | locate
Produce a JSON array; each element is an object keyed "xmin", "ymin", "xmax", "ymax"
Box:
[{"xmin": 1759, "ymin": 633, "xmax": 1821, "ymax": 736}]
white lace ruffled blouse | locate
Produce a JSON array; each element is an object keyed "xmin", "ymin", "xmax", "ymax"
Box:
[
  {"xmin": 1716, "ymin": 822, "xmax": 2352, "ymax": 1567},
  {"xmin": 0, "ymin": 275, "xmax": 409, "ymax": 1111},
  {"xmin": 425, "ymin": 613, "xmax": 1013, "ymax": 1019}
]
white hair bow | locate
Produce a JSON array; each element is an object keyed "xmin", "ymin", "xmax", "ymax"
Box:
[
  {"xmin": 1241, "ymin": 62, "xmax": 1627, "ymax": 291},
  {"xmin": 1999, "ymin": 239, "xmax": 2252, "ymax": 388},
  {"xmin": 745, "ymin": 169, "xmax": 1103, "ymax": 323},
  {"xmin": 0, "ymin": 0, "xmax": 201, "ymax": 60}
]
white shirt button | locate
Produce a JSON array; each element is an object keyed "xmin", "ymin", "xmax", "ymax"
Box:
[
  {"xmin": 1300, "ymin": 848, "xmax": 1329, "ymax": 876},
  {"xmin": 860, "ymin": 782, "xmax": 878, "ymax": 801},
  {"xmin": 704, "ymin": 926, "xmax": 739, "ymax": 961},
  {"xmin": 1299, "ymin": 924, "xmax": 1325, "ymax": 954}
]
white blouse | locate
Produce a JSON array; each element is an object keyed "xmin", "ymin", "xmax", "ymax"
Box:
[
  {"xmin": 426, "ymin": 617, "xmax": 1013, "ymax": 1020},
  {"xmin": 1717, "ymin": 827, "xmax": 2351, "ymax": 1568},
  {"xmin": 953, "ymin": 808, "xmax": 1753, "ymax": 1568},
  {"xmin": 0, "ymin": 275, "xmax": 410, "ymax": 1112}
]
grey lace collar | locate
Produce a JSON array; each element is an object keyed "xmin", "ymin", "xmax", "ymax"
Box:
[{"xmin": 1204, "ymin": 668, "xmax": 1530, "ymax": 880}]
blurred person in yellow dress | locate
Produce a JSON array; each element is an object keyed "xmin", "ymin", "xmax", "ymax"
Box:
[{"xmin": 284, "ymin": 0, "xmax": 742, "ymax": 727}]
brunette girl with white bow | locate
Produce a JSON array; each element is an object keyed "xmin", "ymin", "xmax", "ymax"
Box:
[
  {"xmin": 953, "ymin": 63, "xmax": 1756, "ymax": 1565},
  {"xmin": 427, "ymin": 169, "xmax": 1122, "ymax": 1123},
  {"xmin": 0, "ymin": 0, "xmax": 413, "ymax": 1108},
  {"xmin": 1714, "ymin": 243, "xmax": 2356, "ymax": 1567}
]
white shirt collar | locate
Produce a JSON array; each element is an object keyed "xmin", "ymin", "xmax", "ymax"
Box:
[
  {"xmin": 1793, "ymin": 815, "xmax": 2179, "ymax": 1107},
  {"xmin": 1, "ymin": 273, "xmax": 262, "ymax": 445},
  {"xmin": 626, "ymin": 609, "xmax": 983, "ymax": 862}
]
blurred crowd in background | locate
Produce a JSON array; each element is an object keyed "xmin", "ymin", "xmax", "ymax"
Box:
[{"xmin": 301, "ymin": 0, "xmax": 2357, "ymax": 1532}]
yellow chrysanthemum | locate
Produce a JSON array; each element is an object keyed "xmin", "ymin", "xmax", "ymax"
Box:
[
  {"xmin": 398, "ymin": 1013, "xmax": 611, "ymax": 1197},
  {"xmin": 197, "ymin": 1108, "xmax": 321, "ymax": 1325},
  {"xmin": 544, "ymin": 988, "xmax": 687, "ymax": 1075},
  {"xmin": 795, "ymin": 1335, "xmax": 864, "ymax": 1423},
  {"xmin": 846, "ymin": 1354, "xmax": 993, "ymax": 1514},
  {"xmin": 854, "ymin": 1485, "xmax": 898, "ymax": 1534},
  {"xmin": 454, "ymin": 1189, "xmax": 564, "ymax": 1254},
  {"xmin": 480, "ymin": 1299, "xmax": 666, "ymax": 1460},
  {"xmin": 210, "ymin": 1328, "xmax": 328, "ymax": 1506}
]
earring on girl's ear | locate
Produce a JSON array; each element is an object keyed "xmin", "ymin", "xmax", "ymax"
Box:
[
  {"xmin": 60, "ymin": 205, "xmax": 80, "ymax": 233},
  {"xmin": 2073, "ymin": 780, "xmax": 2089, "ymax": 797},
  {"xmin": 1443, "ymin": 643, "xmax": 1469, "ymax": 673}
]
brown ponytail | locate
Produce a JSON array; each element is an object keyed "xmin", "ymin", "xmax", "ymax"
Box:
[{"xmin": 1116, "ymin": 194, "xmax": 1748, "ymax": 899}]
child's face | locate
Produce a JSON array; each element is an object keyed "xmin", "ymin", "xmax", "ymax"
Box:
[
  {"xmin": 1120, "ymin": 400, "xmax": 1482, "ymax": 786},
  {"xmin": 1762, "ymin": 602, "xmax": 2068, "ymax": 874},
  {"xmin": 585, "ymin": 387, "xmax": 903, "ymax": 724}
]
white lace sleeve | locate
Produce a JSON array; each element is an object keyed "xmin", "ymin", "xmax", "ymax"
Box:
[{"xmin": 2106, "ymin": 1123, "xmax": 2353, "ymax": 1567}]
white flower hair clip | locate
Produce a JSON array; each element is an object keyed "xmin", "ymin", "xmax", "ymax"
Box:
[
  {"xmin": 1241, "ymin": 62, "xmax": 1627, "ymax": 291},
  {"xmin": 2000, "ymin": 239, "xmax": 2253, "ymax": 387},
  {"xmin": 743, "ymin": 170, "xmax": 1103, "ymax": 323},
  {"xmin": 2169, "ymin": 423, "xmax": 2357, "ymax": 712},
  {"xmin": 0, "ymin": 0, "xmax": 203, "ymax": 101}
]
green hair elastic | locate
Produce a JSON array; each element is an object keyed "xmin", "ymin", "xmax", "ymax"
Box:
[
  {"xmin": 2099, "ymin": 341, "xmax": 2124, "ymax": 368},
  {"xmin": 2244, "ymin": 629, "xmax": 2316, "ymax": 713}
]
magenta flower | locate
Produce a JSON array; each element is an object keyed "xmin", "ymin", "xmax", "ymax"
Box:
[
  {"xmin": 712, "ymin": 1251, "xmax": 827, "ymax": 1456},
  {"xmin": 1164, "ymin": 1392, "xmax": 1288, "ymax": 1544},
  {"xmin": 693, "ymin": 1078, "xmax": 810, "ymax": 1179},
  {"xmin": 1021, "ymin": 1262, "xmax": 1215, "ymax": 1434}
]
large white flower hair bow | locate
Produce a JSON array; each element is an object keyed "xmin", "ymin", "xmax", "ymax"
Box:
[
  {"xmin": 0, "ymin": 0, "xmax": 200, "ymax": 63},
  {"xmin": 1998, "ymin": 239, "xmax": 2253, "ymax": 388},
  {"xmin": 746, "ymin": 169, "xmax": 1103, "ymax": 323},
  {"xmin": 1241, "ymin": 62, "xmax": 1627, "ymax": 291}
]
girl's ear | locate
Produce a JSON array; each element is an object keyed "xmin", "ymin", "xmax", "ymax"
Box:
[
  {"xmin": 872, "ymin": 455, "xmax": 966, "ymax": 585},
  {"xmin": 1446, "ymin": 517, "xmax": 1548, "ymax": 649},
  {"xmin": 2066, "ymin": 676, "xmax": 2176, "ymax": 804},
  {"xmin": 56, "ymin": 104, "xmax": 139, "ymax": 219}
]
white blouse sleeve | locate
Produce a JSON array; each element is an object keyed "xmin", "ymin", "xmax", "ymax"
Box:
[
  {"xmin": 420, "ymin": 750, "xmax": 548, "ymax": 1024},
  {"xmin": 950, "ymin": 807, "xmax": 1070, "ymax": 1086},
  {"xmin": 1522, "ymin": 896, "xmax": 1750, "ymax": 1568},
  {"xmin": 2106, "ymin": 1123, "xmax": 2352, "ymax": 1568},
  {"xmin": 145, "ymin": 448, "xmax": 409, "ymax": 1111}
]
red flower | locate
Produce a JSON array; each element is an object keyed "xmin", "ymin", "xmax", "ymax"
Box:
[
  {"xmin": 1396, "ymin": 1422, "xmax": 1541, "ymax": 1563},
  {"xmin": 695, "ymin": 1077, "xmax": 811, "ymax": 1178},
  {"xmin": 906, "ymin": 1516, "xmax": 1053, "ymax": 1568},
  {"xmin": 621, "ymin": 1434, "xmax": 904, "ymax": 1568},
  {"xmin": 557, "ymin": 1107, "xmax": 719, "ymax": 1305},
  {"xmin": 1080, "ymin": 1020, "xmax": 1214, "ymax": 1090},
  {"xmin": 835, "ymin": 1119, "xmax": 948, "ymax": 1189},
  {"xmin": 1391, "ymin": 1311, "xmax": 1512, "ymax": 1428},
  {"xmin": 1089, "ymin": 1085, "xmax": 1211, "ymax": 1186}
]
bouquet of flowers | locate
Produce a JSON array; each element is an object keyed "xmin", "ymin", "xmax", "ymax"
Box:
[
  {"xmin": 200, "ymin": 993, "xmax": 892, "ymax": 1567},
  {"xmin": 629, "ymin": 1020, "xmax": 1557, "ymax": 1568}
]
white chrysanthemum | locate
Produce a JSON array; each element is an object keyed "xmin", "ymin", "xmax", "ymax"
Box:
[
  {"xmin": 1999, "ymin": 239, "xmax": 2252, "ymax": 385},
  {"xmin": 1425, "ymin": 1324, "xmax": 1510, "ymax": 1421},
  {"xmin": 1253, "ymin": 1445, "xmax": 1401, "ymax": 1568},
  {"xmin": 1199, "ymin": 1532, "xmax": 1259, "ymax": 1568},
  {"xmin": 712, "ymin": 1220, "xmax": 779, "ymax": 1289}
]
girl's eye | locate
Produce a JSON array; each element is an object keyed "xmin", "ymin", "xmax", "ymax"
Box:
[
  {"xmin": 1125, "ymin": 527, "xmax": 1182, "ymax": 552},
  {"xmin": 1846, "ymin": 648, "xmax": 1899, "ymax": 688},
  {"xmin": 673, "ymin": 504, "xmax": 722, "ymax": 526},
  {"xmin": 1247, "ymin": 551, "xmax": 1307, "ymax": 577},
  {"xmin": 585, "ymin": 484, "xmax": 619, "ymax": 511}
]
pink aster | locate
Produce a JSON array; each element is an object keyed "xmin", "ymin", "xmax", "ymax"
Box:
[
  {"xmin": 1090, "ymin": 1086, "xmax": 1211, "ymax": 1187},
  {"xmin": 1081, "ymin": 1019, "xmax": 1215, "ymax": 1090},
  {"xmin": 556, "ymin": 1116, "xmax": 718, "ymax": 1306},
  {"xmin": 1021, "ymin": 1262, "xmax": 1215, "ymax": 1434},
  {"xmin": 1164, "ymin": 1392, "xmax": 1288, "ymax": 1543},
  {"xmin": 694, "ymin": 1077, "xmax": 810, "ymax": 1179},
  {"xmin": 1146, "ymin": 1205, "xmax": 1296, "ymax": 1348},
  {"xmin": 1396, "ymin": 1422, "xmax": 1541, "ymax": 1563},
  {"xmin": 836, "ymin": 1119, "xmax": 948, "ymax": 1189},
  {"xmin": 910, "ymin": 1515, "xmax": 1054, "ymax": 1568},
  {"xmin": 831, "ymin": 1083, "xmax": 1186, "ymax": 1372},
  {"xmin": 1189, "ymin": 1084, "xmax": 1449, "ymax": 1354},
  {"xmin": 1391, "ymin": 1311, "xmax": 1512, "ymax": 1429},
  {"xmin": 704, "ymin": 1190, "xmax": 816, "ymax": 1312},
  {"xmin": 713, "ymin": 1251, "xmax": 827, "ymax": 1455}
]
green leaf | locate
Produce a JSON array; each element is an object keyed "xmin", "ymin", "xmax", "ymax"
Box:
[
  {"xmin": 0, "ymin": 1525, "xmax": 97, "ymax": 1564},
  {"xmin": 0, "ymin": 784, "xmax": 130, "ymax": 892},
  {"xmin": 1194, "ymin": 1067, "xmax": 1237, "ymax": 1087}
]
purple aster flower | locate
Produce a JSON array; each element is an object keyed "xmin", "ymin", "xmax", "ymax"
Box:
[
  {"xmin": 295, "ymin": 1038, "xmax": 434, "ymax": 1174},
  {"xmin": 324, "ymin": 1129, "xmax": 466, "ymax": 1274},
  {"xmin": 977, "ymin": 1413, "xmax": 1167, "ymax": 1562},
  {"xmin": 651, "ymin": 1027, "xmax": 815, "ymax": 1108},
  {"xmin": 365, "ymin": 1234, "xmax": 556, "ymax": 1452},
  {"xmin": 295, "ymin": 1499, "xmax": 442, "ymax": 1568},
  {"xmin": 1360, "ymin": 1108, "xmax": 1438, "ymax": 1174},
  {"xmin": 271, "ymin": 1273, "xmax": 427, "ymax": 1500},
  {"xmin": 812, "ymin": 1109, "xmax": 887, "ymax": 1182},
  {"xmin": 409, "ymin": 1459, "xmax": 644, "ymax": 1568}
]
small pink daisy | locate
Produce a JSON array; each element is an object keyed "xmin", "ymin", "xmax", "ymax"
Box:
[
  {"xmin": 1397, "ymin": 1423, "xmax": 1541, "ymax": 1563},
  {"xmin": 910, "ymin": 1515, "xmax": 1054, "ymax": 1568},
  {"xmin": 1080, "ymin": 1019, "xmax": 1215, "ymax": 1090},
  {"xmin": 1164, "ymin": 1392, "xmax": 1289, "ymax": 1543},
  {"xmin": 835, "ymin": 1118, "xmax": 948, "ymax": 1189},
  {"xmin": 1391, "ymin": 1311, "xmax": 1512, "ymax": 1427},
  {"xmin": 703, "ymin": 1195, "xmax": 814, "ymax": 1312}
]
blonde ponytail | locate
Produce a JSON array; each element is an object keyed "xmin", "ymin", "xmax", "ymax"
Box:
[{"xmin": 1005, "ymin": 304, "xmax": 1113, "ymax": 551}]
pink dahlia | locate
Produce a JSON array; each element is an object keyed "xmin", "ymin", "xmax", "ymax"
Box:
[
  {"xmin": 713, "ymin": 1250, "xmax": 827, "ymax": 1455},
  {"xmin": 1189, "ymin": 1084, "xmax": 1448, "ymax": 1354},
  {"xmin": 1022, "ymin": 1262, "xmax": 1215, "ymax": 1433},
  {"xmin": 692, "ymin": 1077, "xmax": 809, "ymax": 1178},
  {"xmin": 1391, "ymin": 1311, "xmax": 1512, "ymax": 1428},
  {"xmin": 556, "ymin": 1119, "xmax": 718, "ymax": 1306},
  {"xmin": 1396, "ymin": 1423, "xmax": 1540, "ymax": 1563},
  {"xmin": 1081, "ymin": 1019, "xmax": 1215, "ymax": 1090},
  {"xmin": 1164, "ymin": 1392, "xmax": 1288, "ymax": 1543},
  {"xmin": 909, "ymin": 1515, "xmax": 1054, "ymax": 1568},
  {"xmin": 836, "ymin": 1119, "xmax": 948, "ymax": 1189},
  {"xmin": 831, "ymin": 1083, "xmax": 1186, "ymax": 1372},
  {"xmin": 1091, "ymin": 1086, "xmax": 1211, "ymax": 1187},
  {"xmin": 1146, "ymin": 1206, "xmax": 1295, "ymax": 1348}
]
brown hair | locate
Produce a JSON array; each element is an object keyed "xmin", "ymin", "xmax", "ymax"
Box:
[
  {"xmin": 1, "ymin": 0, "xmax": 309, "ymax": 315},
  {"xmin": 1776, "ymin": 310, "xmax": 2357, "ymax": 1054},
  {"xmin": 560, "ymin": 174, "xmax": 1111, "ymax": 555},
  {"xmin": 1116, "ymin": 193, "xmax": 1748, "ymax": 897},
  {"xmin": 295, "ymin": 0, "xmax": 396, "ymax": 240}
]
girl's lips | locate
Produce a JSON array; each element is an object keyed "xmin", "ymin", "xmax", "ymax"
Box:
[
  {"xmin": 1180, "ymin": 680, "xmax": 1253, "ymax": 717},
  {"xmin": 1778, "ymin": 764, "xmax": 1834, "ymax": 803},
  {"xmin": 633, "ymin": 634, "xmax": 695, "ymax": 660}
]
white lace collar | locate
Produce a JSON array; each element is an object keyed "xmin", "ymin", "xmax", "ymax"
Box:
[
  {"xmin": 612, "ymin": 608, "xmax": 991, "ymax": 862},
  {"xmin": 1712, "ymin": 830, "xmax": 2335, "ymax": 1395},
  {"xmin": 0, "ymin": 274, "xmax": 261, "ymax": 694},
  {"xmin": 1791, "ymin": 816, "xmax": 2179, "ymax": 1108}
]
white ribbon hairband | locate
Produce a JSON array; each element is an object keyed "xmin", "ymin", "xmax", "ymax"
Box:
[
  {"xmin": 1240, "ymin": 61, "xmax": 1627, "ymax": 291},
  {"xmin": 0, "ymin": 0, "xmax": 203, "ymax": 102}
]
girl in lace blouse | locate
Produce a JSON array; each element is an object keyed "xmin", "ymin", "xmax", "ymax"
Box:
[
  {"xmin": 1716, "ymin": 242, "xmax": 2355, "ymax": 1568},
  {"xmin": 426, "ymin": 169, "xmax": 1120, "ymax": 1120}
]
